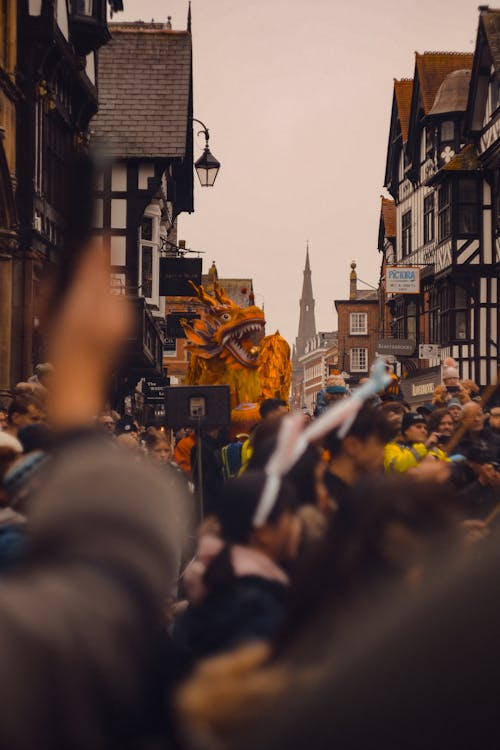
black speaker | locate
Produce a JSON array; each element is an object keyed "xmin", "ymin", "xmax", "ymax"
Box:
[{"xmin": 165, "ymin": 385, "xmax": 231, "ymax": 428}]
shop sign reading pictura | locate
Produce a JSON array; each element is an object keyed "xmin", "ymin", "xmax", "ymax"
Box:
[{"xmin": 385, "ymin": 266, "xmax": 420, "ymax": 294}]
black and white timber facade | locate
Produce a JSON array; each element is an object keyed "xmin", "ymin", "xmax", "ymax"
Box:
[{"xmin": 382, "ymin": 30, "xmax": 499, "ymax": 387}]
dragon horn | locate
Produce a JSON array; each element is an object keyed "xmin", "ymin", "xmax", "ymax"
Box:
[
  {"xmin": 188, "ymin": 280, "xmax": 218, "ymax": 308},
  {"xmin": 214, "ymin": 280, "xmax": 232, "ymax": 305}
]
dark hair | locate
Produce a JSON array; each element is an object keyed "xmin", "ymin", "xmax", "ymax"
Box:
[
  {"xmin": 7, "ymin": 394, "xmax": 42, "ymax": 424},
  {"xmin": 142, "ymin": 432, "xmax": 170, "ymax": 450},
  {"xmin": 247, "ymin": 416, "xmax": 285, "ymax": 471},
  {"xmin": 285, "ymin": 445, "xmax": 323, "ymax": 507},
  {"xmin": 427, "ymin": 407, "xmax": 452, "ymax": 434},
  {"xmin": 216, "ymin": 470, "xmax": 299, "ymax": 544},
  {"xmin": 324, "ymin": 405, "xmax": 394, "ymax": 457},
  {"xmin": 259, "ymin": 398, "xmax": 287, "ymax": 420},
  {"xmin": 274, "ymin": 475, "xmax": 459, "ymax": 659}
]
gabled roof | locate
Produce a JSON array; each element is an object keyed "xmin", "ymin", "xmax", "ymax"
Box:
[
  {"xmin": 394, "ymin": 79, "xmax": 413, "ymax": 142},
  {"xmin": 482, "ymin": 9, "xmax": 500, "ymax": 72},
  {"xmin": 92, "ymin": 23, "xmax": 192, "ymax": 159},
  {"xmin": 415, "ymin": 52, "xmax": 474, "ymax": 114},
  {"xmin": 466, "ymin": 8, "xmax": 500, "ymax": 135}
]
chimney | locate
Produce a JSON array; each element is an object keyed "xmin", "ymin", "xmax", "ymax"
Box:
[{"xmin": 349, "ymin": 261, "xmax": 357, "ymax": 300}]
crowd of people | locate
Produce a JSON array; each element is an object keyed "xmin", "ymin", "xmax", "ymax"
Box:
[{"xmin": 0, "ymin": 246, "xmax": 499, "ymax": 748}]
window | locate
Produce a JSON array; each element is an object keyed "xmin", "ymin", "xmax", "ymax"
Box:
[
  {"xmin": 438, "ymin": 183, "xmax": 451, "ymax": 240},
  {"xmin": 423, "ymin": 194, "xmax": 434, "ymax": 244},
  {"xmin": 350, "ymin": 312, "xmax": 368, "ymax": 335},
  {"xmin": 453, "ymin": 286, "xmax": 468, "ymax": 340},
  {"xmin": 401, "ymin": 210, "xmax": 412, "ymax": 257},
  {"xmin": 429, "ymin": 289, "xmax": 439, "ymax": 343},
  {"xmin": 457, "ymin": 178, "xmax": 479, "ymax": 235},
  {"xmin": 425, "ymin": 127, "xmax": 434, "ymax": 156},
  {"xmin": 139, "ymin": 210, "xmax": 159, "ymax": 304},
  {"xmin": 441, "ymin": 121, "xmax": 454, "ymax": 141},
  {"xmin": 350, "ymin": 348, "xmax": 368, "ymax": 372},
  {"xmin": 405, "ymin": 301, "xmax": 417, "ymax": 343}
]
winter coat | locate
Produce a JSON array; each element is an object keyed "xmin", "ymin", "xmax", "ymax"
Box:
[{"xmin": 175, "ymin": 535, "xmax": 289, "ymax": 660}]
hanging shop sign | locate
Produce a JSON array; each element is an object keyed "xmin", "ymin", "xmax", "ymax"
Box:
[
  {"xmin": 385, "ymin": 266, "xmax": 420, "ymax": 294},
  {"xmin": 376, "ymin": 339, "xmax": 416, "ymax": 356},
  {"xmin": 159, "ymin": 257, "xmax": 202, "ymax": 296},
  {"xmin": 419, "ymin": 344, "xmax": 441, "ymax": 360}
]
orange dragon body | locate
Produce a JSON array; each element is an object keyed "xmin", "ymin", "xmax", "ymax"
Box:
[{"xmin": 182, "ymin": 281, "xmax": 291, "ymax": 411}]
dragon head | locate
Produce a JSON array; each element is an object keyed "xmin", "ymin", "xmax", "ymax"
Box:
[{"xmin": 182, "ymin": 281, "xmax": 265, "ymax": 368}]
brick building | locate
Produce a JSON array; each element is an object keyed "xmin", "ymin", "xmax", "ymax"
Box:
[{"xmin": 335, "ymin": 262, "xmax": 379, "ymax": 385}]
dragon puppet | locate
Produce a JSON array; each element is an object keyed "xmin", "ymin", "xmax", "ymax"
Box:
[{"xmin": 181, "ymin": 281, "xmax": 291, "ymax": 416}]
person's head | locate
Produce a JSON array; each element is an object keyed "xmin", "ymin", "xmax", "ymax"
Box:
[
  {"xmin": 0, "ymin": 408, "xmax": 7, "ymax": 431},
  {"xmin": 401, "ymin": 412, "xmax": 428, "ymax": 444},
  {"xmin": 447, "ymin": 398, "xmax": 463, "ymax": 426},
  {"xmin": 144, "ymin": 432, "xmax": 171, "ymax": 464},
  {"xmin": 378, "ymin": 401, "xmax": 407, "ymax": 436},
  {"xmin": 442, "ymin": 365, "xmax": 460, "ymax": 389},
  {"xmin": 324, "ymin": 405, "xmax": 394, "ymax": 475},
  {"xmin": 285, "ymin": 444, "xmax": 324, "ymax": 508},
  {"xmin": 427, "ymin": 408, "xmax": 454, "ymax": 437},
  {"xmin": 462, "ymin": 402, "xmax": 485, "ymax": 434},
  {"xmin": 115, "ymin": 417, "xmax": 139, "ymax": 440},
  {"xmin": 259, "ymin": 398, "xmax": 288, "ymax": 421},
  {"xmin": 97, "ymin": 413, "xmax": 116, "ymax": 434},
  {"xmin": 34, "ymin": 362, "xmax": 54, "ymax": 388},
  {"xmin": 487, "ymin": 405, "xmax": 500, "ymax": 433},
  {"xmin": 7, "ymin": 395, "xmax": 44, "ymax": 435},
  {"xmin": 325, "ymin": 375, "xmax": 348, "ymax": 402},
  {"xmin": 217, "ymin": 471, "xmax": 301, "ymax": 563}
]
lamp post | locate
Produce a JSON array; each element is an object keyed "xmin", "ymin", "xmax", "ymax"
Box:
[{"xmin": 193, "ymin": 118, "xmax": 221, "ymax": 187}]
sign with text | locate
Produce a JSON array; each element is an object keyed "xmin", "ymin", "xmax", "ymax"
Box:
[
  {"xmin": 385, "ymin": 266, "xmax": 420, "ymax": 294},
  {"xmin": 376, "ymin": 339, "xmax": 416, "ymax": 356},
  {"xmin": 159, "ymin": 257, "xmax": 202, "ymax": 296},
  {"xmin": 419, "ymin": 344, "xmax": 441, "ymax": 360}
]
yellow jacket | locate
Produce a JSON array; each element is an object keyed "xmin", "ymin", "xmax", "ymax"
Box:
[
  {"xmin": 384, "ymin": 441, "xmax": 450, "ymax": 473},
  {"xmin": 384, "ymin": 441, "xmax": 428, "ymax": 473}
]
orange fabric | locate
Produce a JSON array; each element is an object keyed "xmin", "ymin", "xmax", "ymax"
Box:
[{"xmin": 174, "ymin": 434, "xmax": 196, "ymax": 475}]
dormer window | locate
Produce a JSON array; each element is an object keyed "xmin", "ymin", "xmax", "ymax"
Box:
[{"xmin": 440, "ymin": 120, "xmax": 454, "ymax": 142}]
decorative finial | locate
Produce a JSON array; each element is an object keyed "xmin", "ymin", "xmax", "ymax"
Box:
[
  {"xmin": 187, "ymin": 1, "xmax": 192, "ymax": 32},
  {"xmin": 166, "ymin": 15, "xmax": 172, "ymax": 29},
  {"xmin": 351, "ymin": 260, "xmax": 356, "ymax": 270}
]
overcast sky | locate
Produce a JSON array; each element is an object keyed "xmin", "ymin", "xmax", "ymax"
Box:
[{"xmin": 118, "ymin": 0, "xmax": 481, "ymax": 346}]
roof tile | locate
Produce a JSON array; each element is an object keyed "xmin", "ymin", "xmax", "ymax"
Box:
[
  {"xmin": 416, "ymin": 52, "xmax": 474, "ymax": 114},
  {"xmin": 394, "ymin": 79, "xmax": 413, "ymax": 142},
  {"xmin": 91, "ymin": 25, "xmax": 192, "ymax": 159}
]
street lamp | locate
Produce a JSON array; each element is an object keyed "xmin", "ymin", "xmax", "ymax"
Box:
[{"xmin": 193, "ymin": 118, "xmax": 221, "ymax": 187}]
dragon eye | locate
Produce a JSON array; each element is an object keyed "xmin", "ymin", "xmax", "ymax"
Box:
[{"xmin": 220, "ymin": 313, "xmax": 231, "ymax": 321}]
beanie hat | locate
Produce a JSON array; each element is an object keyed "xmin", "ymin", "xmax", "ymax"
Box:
[
  {"xmin": 447, "ymin": 398, "xmax": 463, "ymax": 410},
  {"xmin": 326, "ymin": 375, "xmax": 347, "ymax": 395},
  {"xmin": 401, "ymin": 412, "xmax": 427, "ymax": 433}
]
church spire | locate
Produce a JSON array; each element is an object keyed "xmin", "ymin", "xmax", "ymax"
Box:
[{"xmin": 294, "ymin": 243, "xmax": 316, "ymax": 360}]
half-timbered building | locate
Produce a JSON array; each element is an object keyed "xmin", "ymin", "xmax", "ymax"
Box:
[
  {"xmin": 12, "ymin": 0, "xmax": 121, "ymax": 385},
  {"xmin": 90, "ymin": 17, "xmax": 194, "ymax": 408},
  {"xmin": 382, "ymin": 45, "xmax": 499, "ymax": 387}
]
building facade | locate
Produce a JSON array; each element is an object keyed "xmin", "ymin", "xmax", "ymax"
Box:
[
  {"xmin": 381, "ymin": 37, "xmax": 499, "ymax": 387},
  {"xmin": 297, "ymin": 332, "xmax": 338, "ymax": 413},
  {"xmin": 10, "ymin": 0, "xmax": 121, "ymax": 387},
  {"xmin": 335, "ymin": 262, "xmax": 379, "ymax": 385},
  {"xmin": 0, "ymin": 0, "xmax": 19, "ymax": 399},
  {"xmin": 90, "ymin": 17, "xmax": 195, "ymax": 411}
]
